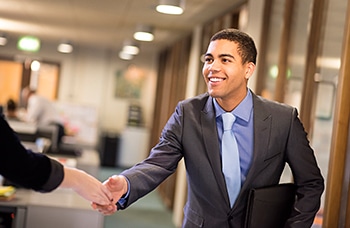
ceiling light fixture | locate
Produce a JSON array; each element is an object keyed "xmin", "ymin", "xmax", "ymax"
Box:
[
  {"xmin": 57, "ymin": 41, "xmax": 73, "ymax": 53},
  {"xmin": 122, "ymin": 40, "xmax": 140, "ymax": 55},
  {"xmin": 0, "ymin": 33, "xmax": 8, "ymax": 46},
  {"xmin": 30, "ymin": 60, "xmax": 41, "ymax": 71},
  {"xmin": 133, "ymin": 25, "xmax": 154, "ymax": 42},
  {"xmin": 156, "ymin": 0, "xmax": 185, "ymax": 15},
  {"xmin": 119, "ymin": 51, "xmax": 134, "ymax": 60}
]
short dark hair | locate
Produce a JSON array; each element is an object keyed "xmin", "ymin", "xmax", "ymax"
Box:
[
  {"xmin": 210, "ymin": 28, "xmax": 257, "ymax": 65},
  {"xmin": 7, "ymin": 99, "xmax": 17, "ymax": 111}
]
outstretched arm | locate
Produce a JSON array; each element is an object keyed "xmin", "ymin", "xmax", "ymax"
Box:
[
  {"xmin": 0, "ymin": 115, "xmax": 113, "ymax": 206},
  {"xmin": 60, "ymin": 167, "xmax": 114, "ymax": 206}
]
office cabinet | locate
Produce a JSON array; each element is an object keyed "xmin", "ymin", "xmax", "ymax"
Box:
[
  {"xmin": 99, "ymin": 132, "xmax": 120, "ymax": 167},
  {"xmin": 0, "ymin": 206, "xmax": 26, "ymax": 228},
  {"xmin": 118, "ymin": 127, "xmax": 150, "ymax": 168}
]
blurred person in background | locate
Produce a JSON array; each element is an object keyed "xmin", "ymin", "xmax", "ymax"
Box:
[{"xmin": 21, "ymin": 86, "xmax": 65, "ymax": 147}]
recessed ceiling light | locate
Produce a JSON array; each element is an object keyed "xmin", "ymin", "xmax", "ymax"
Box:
[
  {"xmin": 133, "ymin": 25, "xmax": 154, "ymax": 42},
  {"xmin": 122, "ymin": 40, "xmax": 139, "ymax": 55},
  {"xmin": 57, "ymin": 42, "xmax": 73, "ymax": 53},
  {"xmin": 31, "ymin": 60, "xmax": 41, "ymax": 71},
  {"xmin": 0, "ymin": 34, "xmax": 7, "ymax": 46},
  {"xmin": 119, "ymin": 51, "xmax": 134, "ymax": 60},
  {"xmin": 156, "ymin": 0, "xmax": 185, "ymax": 15}
]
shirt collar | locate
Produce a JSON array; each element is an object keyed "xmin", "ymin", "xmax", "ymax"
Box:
[{"xmin": 213, "ymin": 89, "xmax": 253, "ymax": 123}]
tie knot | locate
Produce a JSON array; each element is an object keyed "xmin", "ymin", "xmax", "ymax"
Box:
[{"xmin": 222, "ymin": 112, "xmax": 236, "ymax": 131}]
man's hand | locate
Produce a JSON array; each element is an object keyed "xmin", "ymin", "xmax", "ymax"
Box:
[{"xmin": 91, "ymin": 175, "xmax": 128, "ymax": 215}]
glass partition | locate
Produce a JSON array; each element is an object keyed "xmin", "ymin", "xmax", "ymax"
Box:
[
  {"xmin": 262, "ymin": 0, "xmax": 284, "ymax": 100},
  {"xmin": 260, "ymin": 0, "xmax": 348, "ymax": 226},
  {"xmin": 310, "ymin": 0, "xmax": 347, "ymax": 222},
  {"xmin": 283, "ymin": 0, "xmax": 313, "ymax": 110}
]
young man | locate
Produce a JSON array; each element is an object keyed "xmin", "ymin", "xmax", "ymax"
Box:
[{"xmin": 93, "ymin": 28, "xmax": 324, "ymax": 227}]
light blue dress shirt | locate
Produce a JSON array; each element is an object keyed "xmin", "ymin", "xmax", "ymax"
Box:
[{"xmin": 213, "ymin": 89, "xmax": 254, "ymax": 185}]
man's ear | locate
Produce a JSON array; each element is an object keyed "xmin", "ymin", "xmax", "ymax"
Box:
[{"xmin": 245, "ymin": 62, "xmax": 256, "ymax": 79}]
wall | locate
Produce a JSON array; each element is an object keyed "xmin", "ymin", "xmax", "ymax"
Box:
[
  {"xmin": 242, "ymin": 0, "xmax": 265, "ymax": 92},
  {"xmin": 0, "ymin": 39, "xmax": 158, "ymax": 136}
]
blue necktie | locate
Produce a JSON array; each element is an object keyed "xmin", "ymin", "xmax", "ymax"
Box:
[{"xmin": 221, "ymin": 112, "xmax": 241, "ymax": 207}]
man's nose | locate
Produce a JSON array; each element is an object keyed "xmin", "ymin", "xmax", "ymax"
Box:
[{"xmin": 208, "ymin": 60, "xmax": 220, "ymax": 72}]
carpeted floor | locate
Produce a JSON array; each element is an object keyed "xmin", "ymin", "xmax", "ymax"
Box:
[{"xmin": 98, "ymin": 167, "xmax": 176, "ymax": 228}]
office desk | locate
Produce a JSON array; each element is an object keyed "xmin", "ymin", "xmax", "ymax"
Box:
[{"xmin": 0, "ymin": 150, "xmax": 104, "ymax": 228}]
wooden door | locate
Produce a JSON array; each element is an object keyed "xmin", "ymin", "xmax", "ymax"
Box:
[{"xmin": 0, "ymin": 60, "xmax": 23, "ymax": 105}]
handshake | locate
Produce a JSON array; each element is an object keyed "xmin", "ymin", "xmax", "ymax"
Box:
[{"xmin": 61, "ymin": 167, "xmax": 127, "ymax": 215}]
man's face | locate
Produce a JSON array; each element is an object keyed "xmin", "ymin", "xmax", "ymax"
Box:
[{"xmin": 202, "ymin": 39, "xmax": 254, "ymax": 109}]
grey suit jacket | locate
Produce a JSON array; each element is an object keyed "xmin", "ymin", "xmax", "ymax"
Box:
[{"xmin": 120, "ymin": 91, "xmax": 324, "ymax": 228}]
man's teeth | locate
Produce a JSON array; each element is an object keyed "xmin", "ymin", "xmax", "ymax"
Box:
[{"xmin": 209, "ymin": 77, "xmax": 223, "ymax": 82}]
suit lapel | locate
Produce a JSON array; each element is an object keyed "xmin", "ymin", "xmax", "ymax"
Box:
[
  {"xmin": 201, "ymin": 96, "xmax": 229, "ymax": 204},
  {"xmin": 241, "ymin": 94, "xmax": 272, "ymax": 193}
]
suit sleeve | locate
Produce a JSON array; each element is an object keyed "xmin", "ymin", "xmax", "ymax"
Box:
[
  {"xmin": 119, "ymin": 102, "xmax": 184, "ymax": 208},
  {"xmin": 285, "ymin": 108, "xmax": 324, "ymax": 227},
  {"xmin": 0, "ymin": 116, "xmax": 64, "ymax": 192}
]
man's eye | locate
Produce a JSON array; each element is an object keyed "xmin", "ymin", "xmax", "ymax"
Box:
[{"xmin": 205, "ymin": 58, "xmax": 213, "ymax": 63}]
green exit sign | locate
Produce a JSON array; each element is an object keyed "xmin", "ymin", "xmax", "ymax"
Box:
[{"xmin": 17, "ymin": 36, "xmax": 41, "ymax": 52}]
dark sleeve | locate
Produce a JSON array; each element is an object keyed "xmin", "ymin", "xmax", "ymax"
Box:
[
  {"xmin": 285, "ymin": 108, "xmax": 324, "ymax": 227},
  {"xmin": 120, "ymin": 101, "xmax": 184, "ymax": 208},
  {"xmin": 0, "ymin": 116, "xmax": 64, "ymax": 192}
]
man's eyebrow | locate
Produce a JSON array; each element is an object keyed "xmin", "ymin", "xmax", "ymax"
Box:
[
  {"xmin": 203, "ymin": 53, "xmax": 235, "ymax": 59},
  {"xmin": 219, "ymin": 53, "xmax": 235, "ymax": 59}
]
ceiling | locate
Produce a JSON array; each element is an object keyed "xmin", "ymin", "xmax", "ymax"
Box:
[{"xmin": 0, "ymin": 0, "xmax": 244, "ymax": 54}]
